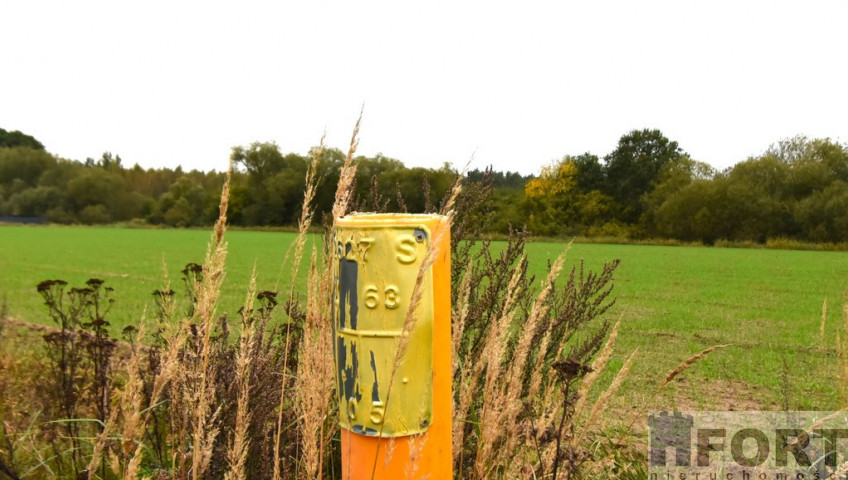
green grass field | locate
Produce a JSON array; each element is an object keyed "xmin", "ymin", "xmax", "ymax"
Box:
[
  {"xmin": 0, "ymin": 225, "xmax": 315, "ymax": 329},
  {"xmin": 1, "ymin": 224, "xmax": 846, "ymax": 411}
]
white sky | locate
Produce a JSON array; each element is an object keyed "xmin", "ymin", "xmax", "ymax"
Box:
[{"xmin": 2, "ymin": 1, "xmax": 846, "ymax": 176}]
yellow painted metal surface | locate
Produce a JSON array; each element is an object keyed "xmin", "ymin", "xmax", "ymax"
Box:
[
  {"xmin": 332, "ymin": 214, "xmax": 436, "ymax": 437},
  {"xmin": 335, "ymin": 213, "xmax": 453, "ymax": 479}
]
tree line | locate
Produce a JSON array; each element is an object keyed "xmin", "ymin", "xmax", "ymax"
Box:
[{"xmin": 1, "ymin": 127, "xmax": 847, "ymax": 243}]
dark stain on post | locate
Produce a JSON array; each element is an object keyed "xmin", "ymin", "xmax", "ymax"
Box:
[
  {"xmin": 339, "ymin": 243, "xmax": 359, "ymax": 330},
  {"xmin": 336, "ymin": 239, "xmax": 365, "ymax": 424},
  {"xmin": 369, "ymin": 350, "xmax": 380, "ymax": 403},
  {"xmin": 338, "ymin": 340, "xmax": 361, "ymax": 411}
]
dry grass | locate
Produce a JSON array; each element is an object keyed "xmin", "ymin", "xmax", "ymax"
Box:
[
  {"xmin": 840, "ymin": 290, "xmax": 848, "ymax": 406},
  {"xmin": 660, "ymin": 344, "xmax": 729, "ymax": 389},
  {"xmin": 293, "ymin": 248, "xmax": 335, "ymax": 479},
  {"xmin": 224, "ymin": 271, "xmax": 257, "ymax": 480},
  {"xmin": 332, "ymin": 109, "xmax": 362, "ymax": 220}
]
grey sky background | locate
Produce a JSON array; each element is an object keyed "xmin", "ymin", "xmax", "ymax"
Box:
[{"xmin": 2, "ymin": 1, "xmax": 846, "ymax": 175}]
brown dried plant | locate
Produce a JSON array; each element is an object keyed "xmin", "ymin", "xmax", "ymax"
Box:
[
  {"xmin": 840, "ymin": 290, "xmax": 848, "ymax": 406},
  {"xmin": 188, "ymin": 166, "xmax": 232, "ymax": 480},
  {"xmin": 293, "ymin": 248, "xmax": 335, "ymax": 479},
  {"xmin": 332, "ymin": 108, "xmax": 362, "ymax": 220},
  {"xmin": 273, "ymin": 129, "xmax": 330, "ymax": 480},
  {"xmin": 447, "ymin": 169, "xmax": 623, "ymax": 480},
  {"xmin": 660, "ymin": 344, "xmax": 729, "ymax": 389},
  {"xmin": 224, "ymin": 271, "xmax": 257, "ymax": 480}
]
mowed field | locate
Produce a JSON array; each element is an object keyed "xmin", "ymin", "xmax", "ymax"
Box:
[{"xmin": 1, "ymin": 224, "xmax": 847, "ymax": 412}]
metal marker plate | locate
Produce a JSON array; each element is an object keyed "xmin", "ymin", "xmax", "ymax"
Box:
[{"xmin": 332, "ymin": 223, "xmax": 434, "ymax": 437}]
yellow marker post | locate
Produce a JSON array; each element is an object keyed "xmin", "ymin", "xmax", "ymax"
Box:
[{"xmin": 332, "ymin": 213, "xmax": 452, "ymax": 480}]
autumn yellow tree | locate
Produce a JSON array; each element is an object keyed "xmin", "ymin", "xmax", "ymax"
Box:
[{"xmin": 524, "ymin": 160, "xmax": 579, "ymax": 236}]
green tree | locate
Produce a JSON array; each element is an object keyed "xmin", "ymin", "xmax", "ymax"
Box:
[
  {"xmin": 231, "ymin": 142, "xmax": 288, "ymax": 180},
  {"xmin": 524, "ymin": 160, "xmax": 580, "ymax": 236},
  {"xmin": 641, "ymin": 157, "xmax": 715, "ymax": 236},
  {"xmin": 231, "ymin": 142, "xmax": 311, "ymax": 225},
  {"xmin": 66, "ymin": 168, "xmax": 129, "ymax": 223},
  {"xmin": 381, "ymin": 164, "xmax": 455, "ymax": 213},
  {"xmin": 149, "ymin": 176, "xmax": 209, "ymax": 226},
  {"xmin": 571, "ymin": 153, "xmax": 605, "ymax": 193},
  {"xmin": 0, "ymin": 128, "xmax": 45, "ymax": 150},
  {"xmin": 0, "ymin": 147, "xmax": 56, "ymax": 190},
  {"xmin": 603, "ymin": 129, "xmax": 685, "ymax": 223},
  {"xmin": 3, "ymin": 186, "xmax": 64, "ymax": 216},
  {"xmin": 522, "ymin": 156, "xmax": 617, "ymax": 236},
  {"xmin": 653, "ymin": 178, "xmax": 725, "ymax": 243},
  {"xmin": 794, "ymin": 181, "xmax": 848, "ymax": 242},
  {"xmin": 352, "ymin": 154, "xmax": 405, "ymax": 210}
]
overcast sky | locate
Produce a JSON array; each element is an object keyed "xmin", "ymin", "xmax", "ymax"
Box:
[{"xmin": 2, "ymin": 1, "xmax": 846, "ymax": 176}]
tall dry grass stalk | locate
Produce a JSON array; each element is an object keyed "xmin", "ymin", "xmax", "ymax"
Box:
[
  {"xmin": 294, "ymin": 248, "xmax": 335, "ymax": 479},
  {"xmin": 86, "ymin": 322, "xmax": 147, "ymax": 480},
  {"xmin": 100, "ymin": 165, "xmax": 233, "ymax": 480},
  {"xmin": 274, "ymin": 131, "xmax": 332, "ymax": 480},
  {"xmin": 660, "ymin": 344, "xmax": 729, "ymax": 389},
  {"xmin": 820, "ymin": 298, "xmax": 828, "ymax": 346},
  {"xmin": 572, "ymin": 349, "xmax": 637, "ymax": 448},
  {"xmin": 459, "ymin": 256, "xmax": 524, "ymax": 467},
  {"xmin": 840, "ymin": 290, "xmax": 848, "ymax": 406},
  {"xmin": 471, "ymin": 251, "xmax": 567, "ymax": 479},
  {"xmin": 332, "ymin": 109, "xmax": 362, "ymax": 220},
  {"xmin": 570, "ymin": 319, "xmax": 620, "ymax": 423},
  {"xmin": 188, "ymin": 165, "xmax": 232, "ymax": 480},
  {"xmin": 224, "ymin": 270, "xmax": 257, "ymax": 480},
  {"xmin": 117, "ymin": 322, "xmax": 149, "ymax": 480},
  {"xmin": 284, "ymin": 120, "xmax": 364, "ymax": 480},
  {"xmin": 450, "ymin": 258, "xmax": 473, "ymax": 456},
  {"xmin": 287, "ymin": 134, "xmax": 324, "ymax": 299}
]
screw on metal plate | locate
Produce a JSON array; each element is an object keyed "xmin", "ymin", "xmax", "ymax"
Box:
[{"xmin": 413, "ymin": 228, "xmax": 427, "ymax": 243}]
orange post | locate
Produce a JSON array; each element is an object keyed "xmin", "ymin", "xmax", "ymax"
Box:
[{"xmin": 332, "ymin": 213, "xmax": 452, "ymax": 480}]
